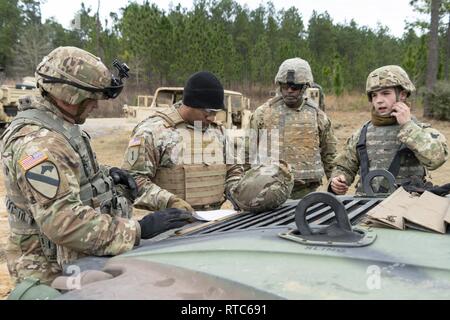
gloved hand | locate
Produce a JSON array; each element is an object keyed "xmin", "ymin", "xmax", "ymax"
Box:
[
  {"xmin": 167, "ymin": 196, "xmax": 194, "ymax": 213},
  {"xmin": 138, "ymin": 208, "xmax": 194, "ymax": 239},
  {"xmin": 109, "ymin": 167, "xmax": 138, "ymax": 200}
]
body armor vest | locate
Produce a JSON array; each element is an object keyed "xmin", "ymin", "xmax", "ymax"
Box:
[
  {"xmin": 3, "ymin": 107, "xmax": 131, "ymax": 261},
  {"xmin": 356, "ymin": 122, "xmax": 425, "ymax": 193},
  {"xmin": 149, "ymin": 107, "xmax": 226, "ymax": 207},
  {"xmin": 262, "ymin": 97, "xmax": 324, "ymax": 182}
]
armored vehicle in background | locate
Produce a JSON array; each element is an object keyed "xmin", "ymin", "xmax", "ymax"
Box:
[
  {"xmin": 0, "ymin": 77, "xmax": 39, "ymax": 133},
  {"xmin": 123, "ymin": 87, "xmax": 252, "ymax": 130}
]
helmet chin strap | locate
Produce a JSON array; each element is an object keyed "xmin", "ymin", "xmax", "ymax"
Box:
[{"xmin": 56, "ymin": 104, "xmax": 87, "ymax": 124}]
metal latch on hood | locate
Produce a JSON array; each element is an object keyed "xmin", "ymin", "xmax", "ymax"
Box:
[{"xmin": 279, "ymin": 192, "xmax": 376, "ymax": 247}]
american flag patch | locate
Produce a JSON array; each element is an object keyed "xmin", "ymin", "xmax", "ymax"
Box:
[
  {"xmin": 128, "ymin": 137, "xmax": 142, "ymax": 147},
  {"xmin": 20, "ymin": 151, "xmax": 48, "ymax": 171}
]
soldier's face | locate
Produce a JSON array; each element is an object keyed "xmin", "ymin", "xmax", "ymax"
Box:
[
  {"xmin": 280, "ymin": 83, "xmax": 303, "ymax": 107},
  {"xmin": 371, "ymin": 88, "xmax": 406, "ymax": 116},
  {"xmin": 77, "ymin": 99, "xmax": 99, "ymax": 123}
]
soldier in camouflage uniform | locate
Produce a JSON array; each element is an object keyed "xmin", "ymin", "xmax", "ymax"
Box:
[
  {"xmin": 0, "ymin": 47, "xmax": 192, "ymax": 285},
  {"xmin": 122, "ymin": 71, "xmax": 243, "ymax": 212},
  {"xmin": 250, "ymin": 58, "xmax": 338, "ymax": 199},
  {"xmin": 330, "ymin": 65, "xmax": 449, "ymax": 195},
  {"xmin": 228, "ymin": 160, "xmax": 294, "ymax": 213}
]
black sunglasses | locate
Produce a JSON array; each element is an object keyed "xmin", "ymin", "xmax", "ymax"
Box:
[{"xmin": 280, "ymin": 83, "xmax": 304, "ymax": 91}]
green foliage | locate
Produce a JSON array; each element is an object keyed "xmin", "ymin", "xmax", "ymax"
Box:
[
  {"xmin": 0, "ymin": 0, "xmax": 21, "ymax": 72},
  {"xmin": 1, "ymin": 0, "xmax": 448, "ymax": 104},
  {"xmin": 427, "ymin": 81, "xmax": 450, "ymax": 119}
]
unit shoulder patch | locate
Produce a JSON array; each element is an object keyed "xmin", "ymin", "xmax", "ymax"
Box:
[
  {"xmin": 127, "ymin": 145, "xmax": 140, "ymax": 167},
  {"xmin": 25, "ymin": 161, "xmax": 60, "ymax": 199}
]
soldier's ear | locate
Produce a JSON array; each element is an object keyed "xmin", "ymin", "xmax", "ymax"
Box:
[{"xmin": 399, "ymin": 90, "xmax": 408, "ymax": 102}]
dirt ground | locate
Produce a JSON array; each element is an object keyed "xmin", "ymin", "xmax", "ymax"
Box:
[{"xmin": 0, "ymin": 109, "xmax": 449, "ymax": 298}]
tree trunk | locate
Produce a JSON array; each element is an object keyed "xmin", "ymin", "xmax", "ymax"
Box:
[
  {"xmin": 424, "ymin": 0, "xmax": 442, "ymax": 118},
  {"xmin": 445, "ymin": 14, "xmax": 450, "ymax": 81}
]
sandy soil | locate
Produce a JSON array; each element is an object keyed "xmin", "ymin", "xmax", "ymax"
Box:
[{"xmin": 0, "ymin": 111, "xmax": 449, "ymax": 298}]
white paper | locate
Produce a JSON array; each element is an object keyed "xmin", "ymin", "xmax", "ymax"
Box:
[{"xmin": 193, "ymin": 209, "xmax": 237, "ymax": 222}]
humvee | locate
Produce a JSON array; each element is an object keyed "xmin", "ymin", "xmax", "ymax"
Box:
[
  {"xmin": 7, "ymin": 169, "xmax": 450, "ymax": 300},
  {"xmin": 0, "ymin": 77, "xmax": 39, "ymax": 133},
  {"xmin": 41, "ymin": 189, "xmax": 450, "ymax": 300},
  {"xmin": 123, "ymin": 87, "xmax": 252, "ymax": 129}
]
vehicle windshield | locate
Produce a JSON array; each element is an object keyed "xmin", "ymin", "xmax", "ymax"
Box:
[
  {"xmin": 155, "ymin": 90, "xmax": 183, "ymax": 107},
  {"xmin": 230, "ymin": 95, "xmax": 242, "ymax": 111}
]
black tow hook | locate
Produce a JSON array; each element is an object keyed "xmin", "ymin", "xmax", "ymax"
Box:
[{"xmin": 279, "ymin": 192, "xmax": 376, "ymax": 247}]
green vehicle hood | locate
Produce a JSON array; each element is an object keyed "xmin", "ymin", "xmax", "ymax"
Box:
[{"xmin": 58, "ymin": 224, "xmax": 450, "ymax": 299}]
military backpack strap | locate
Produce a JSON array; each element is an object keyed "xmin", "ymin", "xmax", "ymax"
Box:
[
  {"xmin": 357, "ymin": 120, "xmax": 416, "ymax": 184},
  {"xmin": 13, "ymin": 109, "xmax": 94, "ymax": 180},
  {"xmin": 356, "ymin": 121, "xmax": 371, "ymax": 184},
  {"xmin": 14, "ymin": 109, "xmax": 82, "ymax": 150},
  {"xmin": 387, "ymin": 144, "xmax": 415, "ymax": 178},
  {"xmin": 387, "ymin": 117, "xmax": 420, "ymax": 178}
]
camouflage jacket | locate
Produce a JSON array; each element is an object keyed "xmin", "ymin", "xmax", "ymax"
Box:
[
  {"xmin": 331, "ymin": 119, "xmax": 449, "ymax": 190},
  {"xmin": 1, "ymin": 96, "xmax": 140, "ymax": 285},
  {"xmin": 121, "ymin": 105, "xmax": 243, "ymax": 210},
  {"xmin": 250, "ymin": 96, "xmax": 337, "ymax": 183}
]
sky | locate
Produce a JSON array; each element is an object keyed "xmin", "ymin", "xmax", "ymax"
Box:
[{"xmin": 40, "ymin": 0, "xmax": 427, "ymax": 38}]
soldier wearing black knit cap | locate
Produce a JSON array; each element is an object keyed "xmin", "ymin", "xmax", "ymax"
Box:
[{"xmin": 121, "ymin": 71, "xmax": 244, "ymax": 212}]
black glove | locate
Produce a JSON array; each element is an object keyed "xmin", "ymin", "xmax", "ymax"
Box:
[
  {"xmin": 109, "ymin": 167, "xmax": 138, "ymax": 200},
  {"xmin": 138, "ymin": 208, "xmax": 194, "ymax": 239}
]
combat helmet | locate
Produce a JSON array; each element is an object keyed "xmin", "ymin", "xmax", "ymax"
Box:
[
  {"xmin": 229, "ymin": 160, "xmax": 294, "ymax": 213},
  {"xmin": 35, "ymin": 46, "xmax": 129, "ymax": 105},
  {"xmin": 366, "ymin": 65, "xmax": 415, "ymax": 101},
  {"xmin": 274, "ymin": 58, "xmax": 314, "ymax": 85}
]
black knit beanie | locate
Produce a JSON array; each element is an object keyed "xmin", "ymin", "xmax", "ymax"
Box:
[{"xmin": 182, "ymin": 71, "xmax": 225, "ymax": 109}]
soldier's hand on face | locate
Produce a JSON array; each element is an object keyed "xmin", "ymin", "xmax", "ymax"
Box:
[
  {"xmin": 109, "ymin": 167, "xmax": 138, "ymax": 200},
  {"xmin": 331, "ymin": 175, "xmax": 349, "ymax": 195},
  {"xmin": 167, "ymin": 196, "xmax": 194, "ymax": 213},
  {"xmin": 391, "ymin": 102, "xmax": 411, "ymax": 126},
  {"xmin": 138, "ymin": 208, "xmax": 195, "ymax": 239}
]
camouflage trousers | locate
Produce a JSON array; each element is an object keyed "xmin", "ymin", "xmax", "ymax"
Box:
[
  {"xmin": 6, "ymin": 233, "xmax": 62, "ymax": 286},
  {"xmin": 289, "ymin": 181, "xmax": 321, "ymax": 200}
]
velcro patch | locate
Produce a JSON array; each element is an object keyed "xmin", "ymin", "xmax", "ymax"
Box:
[
  {"xmin": 25, "ymin": 161, "xmax": 60, "ymax": 199},
  {"xmin": 127, "ymin": 146, "xmax": 140, "ymax": 167},
  {"xmin": 128, "ymin": 137, "xmax": 142, "ymax": 147},
  {"xmin": 20, "ymin": 151, "xmax": 48, "ymax": 170}
]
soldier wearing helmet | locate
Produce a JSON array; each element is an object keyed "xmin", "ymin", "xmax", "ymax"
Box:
[
  {"xmin": 330, "ymin": 65, "xmax": 448, "ymax": 195},
  {"xmin": 0, "ymin": 47, "xmax": 193, "ymax": 286},
  {"xmin": 121, "ymin": 71, "xmax": 243, "ymax": 212},
  {"xmin": 250, "ymin": 58, "xmax": 338, "ymax": 199}
]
